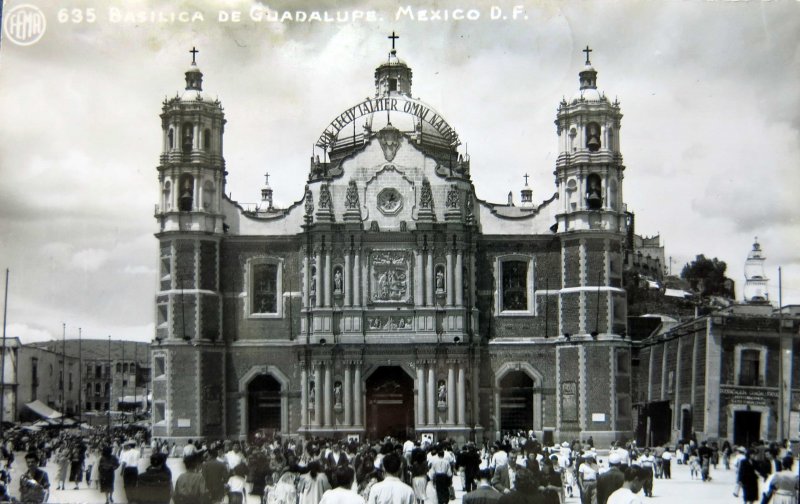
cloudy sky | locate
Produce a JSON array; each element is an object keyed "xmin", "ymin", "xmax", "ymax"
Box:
[{"xmin": 0, "ymin": 0, "xmax": 797, "ymax": 344}]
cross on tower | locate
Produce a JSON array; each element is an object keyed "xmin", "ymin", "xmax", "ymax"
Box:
[
  {"xmin": 264, "ymin": 172, "xmax": 270, "ymax": 186},
  {"xmin": 523, "ymin": 173, "xmax": 530, "ymax": 186},
  {"xmin": 388, "ymin": 31, "xmax": 399, "ymax": 51},
  {"xmin": 190, "ymin": 46, "xmax": 199, "ymax": 64},
  {"xmin": 582, "ymin": 45, "xmax": 593, "ymax": 64}
]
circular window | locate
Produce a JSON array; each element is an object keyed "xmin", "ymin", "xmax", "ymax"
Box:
[{"xmin": 377, "ymin": 188, "xmax": 403, "ymax": 215}]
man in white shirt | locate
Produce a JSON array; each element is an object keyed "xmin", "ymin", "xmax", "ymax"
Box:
[
  {"xmin": 225, "ymin": 442, "xmax": 244, "ymax": 471},
  {"xmin": 182, "ymin": 439, "xmax": 196, "ymax": 458},
  {"xmin": 321, "ymin": 466, "xmax": 365, "ymax": 504},
  {"xmin": 120, "ymin": 440, "xmax": 140, "ymax": 503},
  {"xmin": 367, "ymin": 453, "xmax": 415, "ymax": 504},
  {"xmin": 607, "ymin": 466, "xmax": 645, "ymax": 504},
  {"xmin": 489, "ymin": 444, "xmax": 508, "ymax": 470}
]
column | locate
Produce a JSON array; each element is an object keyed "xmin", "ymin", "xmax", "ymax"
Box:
[
  {"xmin": 417, "ymin": 365, "xmax": 426, "ymax": 426},
  {"xmin": 455, "ymin": 250, "xmax": 463, "ymax": 306},
  {"xmin": 315, "ymin": 253, "xmax": 323, "ymax": 308},
  {"xmin": 300, "ymin": 367, "xmax": 308, "ymax": 428},
  {"xmin": 344, "ymin": 365, "xmax": 352, "ymax": 426},
  {"xmin": 192, "ymin": 177, "xmax": 200, "ymax": 211},
  {"xmin": 447, "ymin": 364, "xmax": 456, "ymax": 424},
  {"xmin": 193, "ymin": 123, "xmax": 200, "ymax": 150},
  {"xmin": 353, "ymin": 251, "xmax": 361, "ymax": 308},
  {"xmin": 362, "ymin": 256, "xmax": 369, "ymax": 306},
  {"xmin": 344, "ymin": 253, "xmax": 352, "ymax": 307},
  {"xmin": 426, "ymin": 250, "xmax": 434, "ymax": 306},
  {"xmin": 446, "ymin": 251, "xmax": 454, "ymax": 306},
  {"xmin": 415, "ymin": 250, "xmax": 423, "ymax": 307},
  {"xmin": 323, "ymin": 364, "xmax": 332, "ymax": 427},
  {"xmin": 303, "ymin": 255, "xmax": 310, "ymax": 308},
  {"xmin": 354, "ymin": 365, "xmax": 362, "ymax": 426},
  {"xmin": 314, "ymin": 365, "xmax": 322, "ymax": 426},
  {"xmin": 427, "ymin": 365, "xmax": 436, "ymax": 425},
  {"xmin": 324, "ymin": 251, "xmax": 332, "ymax": 307},
  {"xmin": 457, "ymin": 364, "xmax": 466, "ymax": 425}
]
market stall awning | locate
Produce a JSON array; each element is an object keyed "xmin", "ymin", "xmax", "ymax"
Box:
[{"xmin": 25, "ymin": 400, "xmax": 63, "ymax": 420}]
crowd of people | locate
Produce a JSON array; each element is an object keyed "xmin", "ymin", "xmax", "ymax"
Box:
[{"xmin": 0, "ymin": 427, "xmax": 795, "ymax": 504}]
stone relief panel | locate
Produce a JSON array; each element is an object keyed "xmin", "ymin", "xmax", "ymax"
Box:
[
  {"xmin": 370, "ymin": 250, "xmax": 412, "ymax": 303},
  {"xmin": 366, "ymin": 316, "xmax": 414, "ymax": 331}
]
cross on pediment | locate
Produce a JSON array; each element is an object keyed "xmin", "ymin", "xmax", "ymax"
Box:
[{"xmin": 190, "ymin": 46, "xmax": 199, "ymax": 64}]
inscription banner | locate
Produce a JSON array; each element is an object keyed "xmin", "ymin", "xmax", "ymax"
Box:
[
  {"xmin": 317, "ymin": 96, "xmax": 460, "ymax": 148},
  {"xmin": 719, "ymin": 385, "xmax": 778, "ymax": 407}
]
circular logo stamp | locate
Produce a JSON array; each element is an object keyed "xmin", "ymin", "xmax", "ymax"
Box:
[{"xmin": 3, "ymin": 4, "xmax": 47, "ymax": 46}]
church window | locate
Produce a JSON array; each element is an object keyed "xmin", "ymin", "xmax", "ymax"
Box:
[
  {"xmin": 249, "ymin": 258, "xmax": 283, "ymax": 318},
  {"xmin": 739, "ymin": 349, "xmax": 760, "ymax": 386},
  {"xmin": 95, "ymin": 383, "xmax": 101, "ymax": 394},
  {"xmin": 585, "ymin": 173, "xmax": 603, "ymax": 210},
  {"xmin": 168, "ymin": 128, "xmax": 174, "ymax": 150},
  {"xmin": 182, "ymin": 122, "xmax": 194, "ymax": 152},
  {"xmin": 203, "ymin": 128, "xmax": 211, "ymax": 150},
  {"xmin": 735, "ymin": 344, "xmax": 766, "ymax": 386},
  {"xmin": 389, "ymin": 78, "xmax": 398, "ymax": 92},
  {"xmin": 116, "ymin": 363, "xmax": 122, "ymax": 373},
  {"xmin": 586, "ymin": 122, "xmax": 601, "ymax": 151},
  {"xmin": 496, "ymin": 256, "xmax": 534, "ymax": 314},
  {"xmin": 178, "ymin": 174, "xmax": 194, "ymax": 211}
]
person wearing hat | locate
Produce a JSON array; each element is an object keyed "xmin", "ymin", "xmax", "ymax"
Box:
[
  {"xmin": 578, "ymin": 452, "xmax": 598, "ymax": 504},
  {"xmin": 596, "ymin": 453, "xmax": 624, "ymax": 504}
]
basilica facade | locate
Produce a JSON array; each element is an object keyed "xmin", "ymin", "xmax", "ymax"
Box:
[{"xmin": 151, "ymin": 44, "xmax": 633, "ymax": 445}]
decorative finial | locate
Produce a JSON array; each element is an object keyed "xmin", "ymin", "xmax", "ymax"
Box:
[
  {"xmin": 523, "ymin": 173, "xmax": 530, "ymax": 186},
  {"xmin": 388, "ymin": 31, "xmax": 399, "ymax": 52},
  {"xmin": 582, "ymin": 45, "xmax": 592, "ymax": 65},
  {"xmin": 190, "ymin": 46, "xmax": 199, "ymax": 65}
]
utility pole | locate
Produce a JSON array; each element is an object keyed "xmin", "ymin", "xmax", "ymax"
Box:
[
  {"xmin": 107, "ymin": 335, "xmax": 111, "ymax": 432},
  {"xmin": 78, "ymin": 327, "xmax": 82, "ymax": 424},
  {"xmin": 61, "ymin": 323, "xmax": 66, "ymax": 428},
  {"xmin": 0, "ymin": 269, "xmax": 9, "ymax": 435}
]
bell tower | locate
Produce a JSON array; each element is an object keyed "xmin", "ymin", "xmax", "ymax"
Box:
[
  {"xmin": 552, "ymin": 47, "xmax": 628, "ymax": 339},
  {"xmin": 554, "ymin": 46, "xmax": 624, "ymax": 233},
  {"xmin": 152, "ymin": 48, "xmax": 226, "ymax": 442}
]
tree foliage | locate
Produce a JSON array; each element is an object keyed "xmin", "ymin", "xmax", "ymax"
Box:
[{"xmin": 681, "ymin": 254, "xmax": 731, "ymax": 297}]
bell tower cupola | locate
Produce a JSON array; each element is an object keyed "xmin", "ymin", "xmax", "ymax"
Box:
[
  {"xmin": 156, "ymin": 46, "xmax": 227, "ymax": 234},
  {"xmin": 554, "ymin": 46, "xmax": 625, "ymax": 233},
  {"xmin": 374, "ymin": 31, "xmax": 413, "ymax": 97},
  {"xmin": 743, "ymin": 238, "xmax": 770, "ymax": 304}
]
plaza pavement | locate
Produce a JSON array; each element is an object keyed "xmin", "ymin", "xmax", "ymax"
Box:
[{"xmin": 3, "ymin": 450, "xmax": 757, "ymax": 503}]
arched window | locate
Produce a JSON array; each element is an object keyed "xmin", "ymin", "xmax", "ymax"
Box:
[
  {"xmin": 116, "ymin": 363, "xmax": 122, "ymax": 373},
  {"xmin": 203, "ymin": 128, "xmax": 211, "ymax": 150},
  {"xmin": 585, "ymin": 173, "xmax": 603, "ymax": 210},
  {"xmin": 586, "ymin": 122, "xmax": 601, "ymax": 151},
  {"xmin": 167, "ymin": 128, "xmax": 174, "ymax": 150},
  {"xmin": 182, "ymin": 122, "xmax": 194, "ymax": 153},
  {"xmin": 178, "ymin": 174, "xmax": 194, "ymax": 212}
]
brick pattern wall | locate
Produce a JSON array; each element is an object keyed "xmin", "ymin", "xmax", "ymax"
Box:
[
  {"xmin": 585, "ymin": 345, "xmax": 611, "ymax": 431},
  {"xmin": 563, "ymin": 241, "xmax": 580, "ymax": 288}
]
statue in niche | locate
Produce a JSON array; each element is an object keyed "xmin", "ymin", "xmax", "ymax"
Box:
[
  {"xmin": 334, "ymin": 381, "xmax": 342, "ymax": 406},
  {"xmin": 310, "ymin": 267, "xmax": 317, "ymax": 295},
  {"xmin": 435, "ymin": 267, "xmax": 445, "ymax": 292},
  {"xmin": 334, "ymin": 268, "xmax": 343, "ymax": 293},
  {"xmin": 437, "ymin": 380, "xmax": 447, "ymax": 404},
  {"xmin": 309, "ymin": 381, "xmax": 316, "ymax": 409}
]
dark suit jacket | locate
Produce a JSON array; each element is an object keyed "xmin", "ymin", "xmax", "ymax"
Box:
[
  {"xmin": 596, "ymin": 466, "xmax": 624, "ymax": 504},
  {"xmin": 464, "ymin": 485, "xmax": 502, "ymax": 504},
  {"xmin": 491, "ymin": 465, "xmax": 511, "ymax": 493},
  {"xmin": 202, "ymin": 458, "xmax": 229, "ymax": 501}
]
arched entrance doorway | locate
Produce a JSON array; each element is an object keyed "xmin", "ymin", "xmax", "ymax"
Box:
[
  {"xmin": 499, "ymin": 371, "xmax": 534, "ymax": 431},
  {"xmin": 248, "ymin": 374, "xmax": 281, "ymax": 437},
  {"xmin": 366, "ymin": 366, "xmax": 414, "ymax": 440}
]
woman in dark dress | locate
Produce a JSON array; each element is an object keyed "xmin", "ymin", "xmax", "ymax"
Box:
[
  {"xmin": 98, "ymin": 445, "xmax": 120, "ymax": 504},
  {"xmin": 736, "ymin": 449, "xmax": 759, "ymax": 504},
  {"xmin": 248, "ymin": 448, "xmax": 269, "ymax": 500}
]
